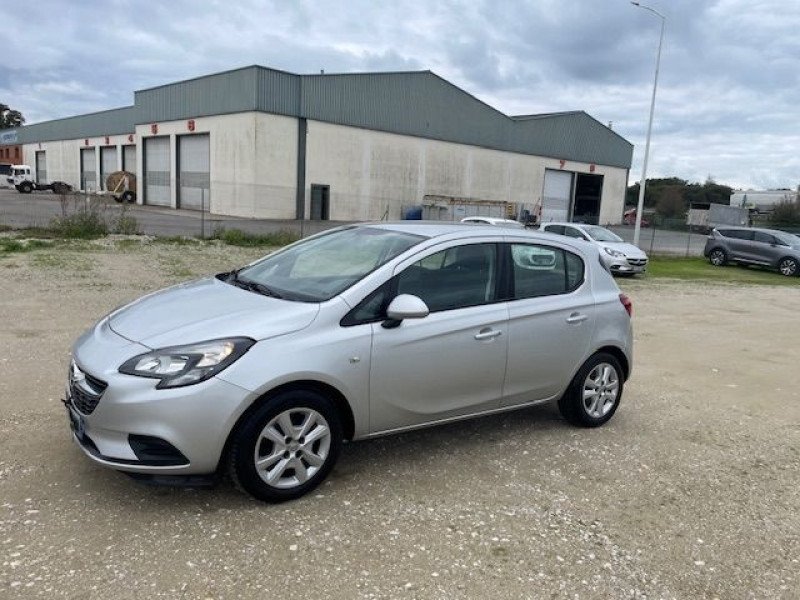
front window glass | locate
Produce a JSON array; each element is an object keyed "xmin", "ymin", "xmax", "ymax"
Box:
[
  {"xmin": 582, "ymin": 225, "xmax": 623, "ymax": 242},
  {"xmin": 396, "ymin": 244, "xmax": 497, "ymax": 312},
  {"xmin": 236, "ymin": 227, "xmax": 424, "ymax": 302}
]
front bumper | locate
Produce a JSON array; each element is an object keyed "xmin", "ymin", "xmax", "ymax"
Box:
[
  {"xmin": 65, "ymin": 320, "xmax": 255, "ymax": 475},
  {"xmin": 604, "ymin": 255, "xmax": 648, "ymax": 274}
]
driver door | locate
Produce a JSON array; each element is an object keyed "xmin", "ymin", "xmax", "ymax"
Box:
[{"xmin": 368, "ymin": 242, "xmax": 509, "ymax": 433}]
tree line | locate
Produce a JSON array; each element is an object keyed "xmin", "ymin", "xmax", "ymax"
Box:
[
  {"xmin": 0, "ymin": 103, "xmax": 25, "ymax": 129},
  {"xmin": 626, "ymin": 178, "xmax": 733, "ymax": 218}
]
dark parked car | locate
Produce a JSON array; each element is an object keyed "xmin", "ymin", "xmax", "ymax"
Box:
[{"xmin": 704, "ymin": 227, "xmax": 800, "ymax": 276}]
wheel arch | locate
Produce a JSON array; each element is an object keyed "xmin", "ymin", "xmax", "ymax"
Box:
[
  {"xmin": 596, "ymin": 345, "xmax": 630, "ymax": 381},
  {"xmin": 216, "ymin": 379, "xmax": 356, "ymax": 473}
]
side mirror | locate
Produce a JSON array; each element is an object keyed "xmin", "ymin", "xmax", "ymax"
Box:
[{"xmin": 382, "ymin": 294, "xmax": 429, "ymax": 328}]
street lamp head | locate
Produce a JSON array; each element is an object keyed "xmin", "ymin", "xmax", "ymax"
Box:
[{"xmin": 631, "ymin": 1, "xmax": 640, "ymax": 5}]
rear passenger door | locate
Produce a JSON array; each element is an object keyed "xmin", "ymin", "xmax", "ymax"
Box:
[
  {"xmin": 501, "ymin": 242, "xmax": 595, "ymax": 406},
  {"xmin": 721, "ymin": 229, "xmax": 755, "ymax": 261}
]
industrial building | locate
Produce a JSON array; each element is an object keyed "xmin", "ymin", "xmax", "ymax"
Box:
[{"xmin": 1, "ymin": 66, "xmax": 633, "ymax": 224}]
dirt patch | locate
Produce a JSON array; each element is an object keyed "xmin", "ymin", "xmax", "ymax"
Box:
[{"xmin": 0, "ymin": 241, "xmax": 798, "ymax": 599}]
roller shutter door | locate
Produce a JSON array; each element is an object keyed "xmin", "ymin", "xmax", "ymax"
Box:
[
  {"xmin": 80, "ymin": 148, "xmax": 96, "ymax": 191},
  {"xmin": 144, "ymin": 137, "xmax": 171, "ymax": 206},
  {"xmin": 178, "ymin": 134, "xmax": 210, "ymax": 211},
  {"xmin": 100, "ymin": 146, "xmax": 117, "ymax": 191},
  {"xmin": 122, "ymin": 145, "xmax": 136, "ymax": 174},
  {"xmin": 541, "ymin": 169, "xmax": 573, "ymax": 223},
  {"xmin": 35, "ymin": 151, "xmax": 47, "ymax": 184}
]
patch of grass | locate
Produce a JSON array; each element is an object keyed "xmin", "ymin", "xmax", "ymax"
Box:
[
  {"xmin": 0, "ymin": 239, "xmax": 54, "ymax": 254},
  {"xmin": 153, "ymin": 236, "xmax": 205, "ymax": 246},
  {"xmin": 642, "ymin": 257, "xmax": 800, "ymax": 286},
  {"xmin": 213, "ymin": 228, "xmax": 299, "ymax": 247}
]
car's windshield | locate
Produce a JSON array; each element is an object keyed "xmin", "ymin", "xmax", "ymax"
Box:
[
  {"xmin": 233, "ymin": 227, "xmax": 424, "ymax": 302},
  {"xmin": 582, "ymin": 225, "xmax": 623, "ymax": 242},
  {"xmin": 773, "ymin": 231, "xmax": 800, "ymax": 246}
]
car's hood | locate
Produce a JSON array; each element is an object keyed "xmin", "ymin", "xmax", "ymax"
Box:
[
  {"xmin": 108, "ymin": 277, "xmax": 320, "ymax": 348},
  {"xmin": 602, "ymin": 242, "xmax": 647, "ymax": 259}
]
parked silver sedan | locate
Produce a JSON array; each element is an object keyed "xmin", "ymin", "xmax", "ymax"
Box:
[
  {"xmin": 539, "ymin": 222, "xmax": 648, "ymax": 275},
  {"xmin": 65, "ymin": 223, "xmax": 633, "ymax": 502}
]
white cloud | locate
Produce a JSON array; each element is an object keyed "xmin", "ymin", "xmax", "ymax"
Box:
[{"xmin": 0, "ymin": 0, "xmax": 798, "ymax": 189}]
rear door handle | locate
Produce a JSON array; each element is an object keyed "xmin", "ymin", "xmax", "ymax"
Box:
[
  {"xmin": 566, "ymin": 312, "xmax": 588, "ymax": 324},
  {"xmin": 474, "ymin": 328, "xmax": 503, "ymax": 341}
]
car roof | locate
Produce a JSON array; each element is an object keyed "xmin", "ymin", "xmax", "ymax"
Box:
[{"xmin": 346, "ymin": 221, "xmax": 602, "ymax": 253}]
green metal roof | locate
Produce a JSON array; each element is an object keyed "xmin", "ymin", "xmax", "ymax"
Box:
[{"xmin": 12, "ymin": 66, "xmax": 633, "ymax": 168}]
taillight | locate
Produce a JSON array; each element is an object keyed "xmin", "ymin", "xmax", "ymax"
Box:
[{"xmin": 619, "ymin": 293, "xmax": 632, "ymax": 317}]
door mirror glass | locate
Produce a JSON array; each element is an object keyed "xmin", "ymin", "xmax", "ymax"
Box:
[{"xmin": 386, "ymin": 294, "xmax": 429, "ymax": 321}]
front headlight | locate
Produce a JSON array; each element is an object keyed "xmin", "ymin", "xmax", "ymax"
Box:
[
  {"xmin": 119, "ymin": 338, "xmax": 255, "ymax": 388},
  {"xmin": 604, "ymin": 247, "xmax": 626, "ymax": 258}
]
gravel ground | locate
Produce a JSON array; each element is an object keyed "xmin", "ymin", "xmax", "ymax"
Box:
[{"xmin": 0, "ymin": 238, "xmax": 798, "ymax": 599}]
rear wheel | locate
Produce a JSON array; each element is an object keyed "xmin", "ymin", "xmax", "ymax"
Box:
[
  {"xmin": 228, "ymin": 389, "xmax": 342, "ymax": 502},
  {"xmin": 778, "ymin": 257, "xmax": 798, "ymax": 277},
  {"xmin": 121, "ymin": 191, "xmax": 135, "ymax": 203},
  {"xmin": 708, "ymin": 248, "xmax": 727, "ymax": 266},
  {"xmin": 558, "ymin": 353, "xmax": 624, "ymax": 427}
]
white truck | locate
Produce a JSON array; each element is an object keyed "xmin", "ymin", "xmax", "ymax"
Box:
[{"xmin": 6, "ymin": 164, "xmax": 72, "ymax": 194}]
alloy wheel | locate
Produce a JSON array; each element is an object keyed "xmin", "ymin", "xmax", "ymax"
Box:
[
  {"xmin": 582, "ymin": 363, "xmax": 619, "ymax": 418},
  {"xmin": 710, "ymin": 250, "xmax": 726, "ymax": 266},
  {"xmin": 253, "ymin": 408, "xmax": 332, "ymax": 489},
  {"xmin": 779, "ymin": 258, "xmax": 797, "ymax": 276}
]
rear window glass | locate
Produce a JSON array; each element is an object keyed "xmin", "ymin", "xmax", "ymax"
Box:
[
  {"xmin": 510, "ymin": 244, "xmax": 584, "ymax": 299},
  {"xmin": 719, "ymin": 229, "xmax": 753, "ymax": 240}
]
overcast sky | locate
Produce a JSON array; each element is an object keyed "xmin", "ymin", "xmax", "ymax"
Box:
[{"xmin": 2, "ymin": 0, "xmax": 798, "ymax": 190}]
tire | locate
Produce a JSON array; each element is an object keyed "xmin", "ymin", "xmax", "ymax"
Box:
[
  {"xmin": 121, "ymin": 191, "xmax": 135, "ymax": 204},
  {"xmin": 708, "ymin": 248, "xmax": 727, "ymax": 266},
  {"xmin": 18, "ymin": 182, "xmax": 33, "ymax": 194},
  {"xmin": 228, "ymin": 389, "xmax": 342, "ymax": 502},
  {"xmin": 778, "ymin": 257, "xmax": 798, "ymax": 277},
  {"xmin": 558, "ymin": 353, "xmax": 624, "ymax": 428}
]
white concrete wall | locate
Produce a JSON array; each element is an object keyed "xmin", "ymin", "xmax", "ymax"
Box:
[
  {"xmin": 136, "ymin": 111, "xmax": 297, "ymax": 218},
  {"xmin": 23, "ymin": 133, "xmax": 134, "ymax": 191},
  {"xmin": 305, "ymin": 121, "xmax": 628, "ymax": 224}
]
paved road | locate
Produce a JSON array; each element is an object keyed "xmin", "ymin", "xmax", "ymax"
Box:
[
  {"xmin": 0, "ymin": 188, "xmax": 707, "ymax": 254},
  {"xmin": 0, "ymin": 188, "xmax": 340, "ymax": 238}
]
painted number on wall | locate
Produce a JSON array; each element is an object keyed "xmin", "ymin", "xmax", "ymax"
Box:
[
  {"xmin": 187, "ymin": 119, "xmax": 195, "ymax": 132},
  {"xmin": 150, "ymin": 124, "xmax": 158, "ymax": 135}
]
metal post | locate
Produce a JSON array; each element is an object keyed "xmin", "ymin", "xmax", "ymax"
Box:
[
  {"xmin": 631, "ymin": 2, "xmax": 665, "ymax": 248},
  {"xmin": 649, "ymin": 222, "xmax": 656, "ymax": 256},
  {"xmin": 200, "ymin": 187, "xmax": 205, "ymax": 240}
]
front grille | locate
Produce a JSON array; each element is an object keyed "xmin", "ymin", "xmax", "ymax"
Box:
[
  {"xmin": 627, "ymin": 258, "xmax": 648, "ymax": 266},
  {"xmin": 69, "ymin": 362, "xmax": 107, "ymax": 415}
]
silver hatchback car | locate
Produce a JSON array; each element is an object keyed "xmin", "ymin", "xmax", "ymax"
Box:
[{"xmin": 65, "ymin": 223, "xmax": 633, "ymax": 502}]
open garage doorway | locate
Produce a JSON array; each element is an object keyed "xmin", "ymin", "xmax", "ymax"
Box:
[{"xmin": 572, "ymin": 173, "xmax": 603, "ymax": 224}]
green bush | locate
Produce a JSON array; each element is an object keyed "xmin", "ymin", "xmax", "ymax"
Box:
[
  {"xmin": 112, "ymin": 214, "xmax": 141, "ymax": 235},
  {"xmin": 51, "ymin": 212, "xmax": 108, "ymax": 239},
  {"xmin": 214, "ymin": 228, "xmax": 299, "ymax": 247}
]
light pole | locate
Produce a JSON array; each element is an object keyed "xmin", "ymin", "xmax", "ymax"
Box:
[{"xmin": 630, "ymin": 1, "xmax": 665, "ymax": 248}]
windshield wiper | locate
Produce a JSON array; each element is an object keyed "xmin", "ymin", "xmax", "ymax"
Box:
[{"xmin": 232, "ymin": 276, "xmax": 284, "ymax": 299}]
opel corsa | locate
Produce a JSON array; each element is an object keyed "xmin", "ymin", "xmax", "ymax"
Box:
[{"xmin": 65, "ymin": 223, "xmax": 633, "ymax": 502}]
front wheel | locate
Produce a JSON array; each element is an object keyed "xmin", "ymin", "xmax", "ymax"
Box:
[
  {"xmin": 778, "ymin": 257, "xmax": 798, "ymax": 277},
  {"xmin": 708, "ymin": 248, "xmax": 727, "ymax": 266},
  {"xmin": 121, "ymin": 191, "xmax": 135, "ymax": 203},
  {"xmin": 558, "ymin": 353, "xmax": 624, "ymax": 427},
  {"xmin": 228, "ymin": 389, "xmax": 342, "ymax": 502},
  {"xmin": 18, "ymin": 182, "xmax": 33, "ymax": 194}
]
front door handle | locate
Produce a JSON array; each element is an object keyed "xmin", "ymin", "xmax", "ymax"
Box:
[
  {"xmin": 474, "ymin": 328, "xmax": 503, "ymax": 341},
  {"xmin": 566, "ymin": 312, "xmax": 588, "ymax": 324}
]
